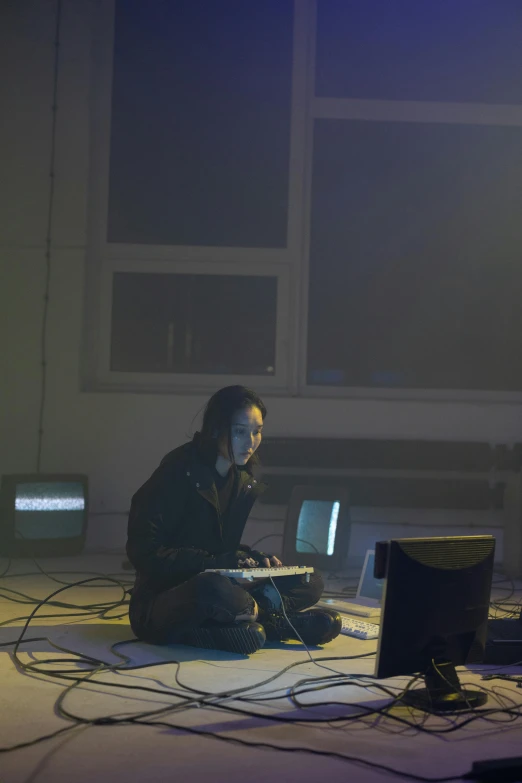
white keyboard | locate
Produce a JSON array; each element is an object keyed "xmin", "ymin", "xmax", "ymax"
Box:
[
  {"xmin": 340, "ymin": 616, "xmax": 380, "ymax": 640},
  {"xmin": 321, "ymin": 599, "xmax": 381, "ymax": 619},
  {"xmin": 205, "ymin": 566, "xmax": 314, "ymax": 581}
]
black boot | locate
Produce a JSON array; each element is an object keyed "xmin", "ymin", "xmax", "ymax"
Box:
[
  {"xmin": 167, "ymin": 621, "xmax": 266, "ymax": 655},
  {"xmin": 261, "ymin": 607, "xmax": 342, "ymax": 645},
  {"xmin": 247, "ymin": 578, "xmax": 340, "ymax": 645}
]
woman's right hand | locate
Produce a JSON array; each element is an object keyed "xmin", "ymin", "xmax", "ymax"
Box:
[{"xmin": 238, "ymin": 557, "xmax": 258, "ymax": 568}]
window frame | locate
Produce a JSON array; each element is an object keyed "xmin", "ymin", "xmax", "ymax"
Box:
[
  {"xmin": 82, "ymin": 0, "xmax": 312, "ymax": 394},
  {"xmin": 83, "ymin": 0, "xmax": 522, "ymax": 403},
  {"xmin": 299, "ymin": 2, "xmax": 522, "ymax": 404},
  {"xmin": 96, "ymin": 257, "xmax": 292, "ymax": 391}
]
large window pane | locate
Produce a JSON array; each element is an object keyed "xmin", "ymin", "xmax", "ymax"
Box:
[
  {"xmin": 108, "ymin": 0, "xmax": 293, "ymax": 247},
  {"xmin": 307, "ymin": 119, "xmax": 522, "ymax": 392},
  {"xmin": 111, "ymin": 272, "xmax": 277, "ymax": 374},
  {"xmin": 316, "ymin": 0, "xmax": 522, "ymax": 103}
]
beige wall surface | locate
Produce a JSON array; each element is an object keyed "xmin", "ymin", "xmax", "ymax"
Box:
[{"xmin": 1, "ymin": 1, "xmax": 521, "ymax": 553}]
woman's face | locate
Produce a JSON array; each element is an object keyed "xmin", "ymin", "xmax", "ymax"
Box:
[{"xmin": 220, "ymin": 405, "xmax": 264, "ymax": 465}]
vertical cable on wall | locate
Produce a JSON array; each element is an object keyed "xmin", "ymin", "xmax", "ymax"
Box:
[{"xmin": 36, "ymin": 0, "xmax": 63, "ymax": 472}]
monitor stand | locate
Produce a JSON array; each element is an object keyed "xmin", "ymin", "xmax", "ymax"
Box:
[{"xmin": 400, "ymin": 659, "xmax": 488, "ymax": 713}]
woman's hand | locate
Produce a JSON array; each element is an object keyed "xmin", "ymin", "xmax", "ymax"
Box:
[
  {"xmin": 238, "ymin": 557, "xmax": 258, "ymax": 568},
  {"xmin": 257, "ymin": 550, "xmax": 282, "ymax": 568},
  {"xmin": 238, "ymin": 555, "xmax": 283, "ymax": 568}
]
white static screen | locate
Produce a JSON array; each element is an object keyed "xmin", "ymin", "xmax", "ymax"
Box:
[
  {"xmin": 14, "ymin": 482, "xmax": 85, "ymax": 540},
  {"xmin": 296, "ymin": 500, "xmax": 340, "ymax": 556}
]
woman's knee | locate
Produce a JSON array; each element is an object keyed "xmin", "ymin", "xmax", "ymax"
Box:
[
  {"xmin": 192, "ymin": 571, "xmax": 232, "ymax": 599},
  {"xmin": 234, "ymin": 596, "xmax": 259, "ymax": 623},
  {"xmin": 193, "ymin": 571, "xmax": 254, "ymax": 622}
]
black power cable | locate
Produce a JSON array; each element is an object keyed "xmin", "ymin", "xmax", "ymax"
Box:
[
  {"xmin": 1, "ymin": 557, "xmax": 522, "ymax": 782},
  {"xmin": 36, "ymin": 0, "xmax": 62, "ymax": 473}
]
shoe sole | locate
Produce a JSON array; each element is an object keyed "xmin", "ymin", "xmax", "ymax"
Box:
[
  {"xmin": 317, "ymin": 623, "xmax": 342, "ymax": 644},
  {"xmin": 267, "ymin": 626, "xmax": 342, "ymax": 645},
  {"xmin": 171, "ymin": 623, "xmax": 266, "ymax": 655},
  {"xmin": 263, "ymin": 611, "xmax": 343, "ymax": 645}
]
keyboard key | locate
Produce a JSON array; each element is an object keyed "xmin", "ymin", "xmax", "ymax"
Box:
[{"xmin": 340, "ymin": 616, "xmax": 379, "ymax": 640}]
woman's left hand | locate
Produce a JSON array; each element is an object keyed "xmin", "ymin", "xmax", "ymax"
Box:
[{"xmin": 258, "ymin": 555, "xmax": 282, "ymax": 568}]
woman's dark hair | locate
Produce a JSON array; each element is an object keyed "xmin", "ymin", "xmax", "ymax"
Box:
[{"xmin": 198, "ymin": 385, "xmax": 267, "ymax": 468}]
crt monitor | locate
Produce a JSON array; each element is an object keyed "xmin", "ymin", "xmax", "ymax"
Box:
[
  {"xmin": 0, "ymin": 474, "xmax": 89, "ymax": 558},
  {"xmin": 374, "ymin": 535, "xmax": 495, "ymax": 712},
  {"xmin": 282, "ymin": 485, "xmax": 350, "ymax": 572}
]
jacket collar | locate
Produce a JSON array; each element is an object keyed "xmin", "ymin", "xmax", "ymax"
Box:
[{"xmin": 188, "ymin": 433, "xmax": 267, "ymax": 508}]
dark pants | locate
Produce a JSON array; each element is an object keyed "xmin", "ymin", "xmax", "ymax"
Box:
[{"xmin": 129, "ymin": 570, "xmax": 324, "ymax": 645}]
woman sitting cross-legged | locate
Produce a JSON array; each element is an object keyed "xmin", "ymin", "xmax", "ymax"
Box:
[{"xmin": 126, "ymin": 385, "xmax": 342, "ymax": 655}]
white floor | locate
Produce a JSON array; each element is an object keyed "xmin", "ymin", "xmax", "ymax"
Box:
[{"xmin": 1, "ymin": 555, "xmax": 522, "ymax": 783}]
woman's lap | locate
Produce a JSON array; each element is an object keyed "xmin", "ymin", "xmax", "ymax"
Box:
[{"xmin": 129, "ymin": 569, "xmax": 324, "ymax": 644}]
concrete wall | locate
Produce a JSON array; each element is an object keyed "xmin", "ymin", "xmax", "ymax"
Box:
[{"xmin": 1, "ymin": 1, "xmax": 521, "ymax": 556}]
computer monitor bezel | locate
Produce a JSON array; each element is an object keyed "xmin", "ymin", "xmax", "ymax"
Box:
[
  {"xmin": 0, "ymin": 473, "xmax": 89, "ymax": 557},
  {"xmin": 374, "ymin": 534, "xmax": 495, "ymax": 710},
  {"xmin": 282, "ymin": 484, "xmax": 350, "ymax": 572}
]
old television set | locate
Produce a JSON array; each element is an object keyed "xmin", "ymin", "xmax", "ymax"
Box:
[
  {"xmin": 0, "ymin": 474, "xmax": 89, "ymax": 557},
  {"xmin": 282, "ymin": 485, "xmax": 350, "ymax": 572},
  {"xmin": 375, "ymin": 535, "xmax": 495, "ymax": 712}
]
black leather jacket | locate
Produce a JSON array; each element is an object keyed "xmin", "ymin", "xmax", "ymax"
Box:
[{"xmin": 126, "ymin": 432, "xmax": 267, "ymax": 597}]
